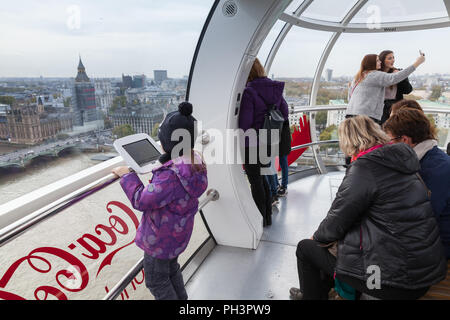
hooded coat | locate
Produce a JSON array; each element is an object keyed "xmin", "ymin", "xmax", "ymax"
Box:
[
  {"xmin": 417, "ymin": 144, "xmax": 450, "ymax": 258},
  {"xmin": 239, "ymin": 77, "xmax": 289, "ymax": 131},
  {"xmin": 313, "ymin": 143, "xmax": 447, "ymax": 289},
  {"xmin": 239, "ymin": 77, "xmax": 290, "ymax": 156},
  {"xmin": 120, "ymin": 152, "xmax": 208, "ymax": 259}
]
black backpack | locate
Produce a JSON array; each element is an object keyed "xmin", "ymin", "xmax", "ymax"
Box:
[{"xmin": 256, "ymin": 92, "xmax": 284, "ymax": 154}]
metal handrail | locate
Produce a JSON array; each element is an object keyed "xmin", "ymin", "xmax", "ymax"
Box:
[
  {"xmin": 289, "ymin": 104, "xmax": 450, "ymax": 115},
  {"xmin": 291, "ymin": 140, "xmax": 339, "ymax": 151},
  {"xmin": 0, "ymin": 173, "xmax": 120, "ymax": 247},
  {"xmin": 102, "ymin": 188, "xmax": 220, "ymax": 300},
  {"xmin": 290, "ymin": 105, "xmax": 347, "ymax": 113}
]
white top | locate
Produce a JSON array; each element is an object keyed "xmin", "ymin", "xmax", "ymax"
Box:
[{"xmin": 384, "ymin": 85, "xmax": 397, "ymax": 100}]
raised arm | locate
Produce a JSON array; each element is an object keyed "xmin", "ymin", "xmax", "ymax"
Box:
[
  {"xmin": 371, "ymin": 53, "xmax": 425, "ymax": 87},
  {"xmin": 373, "ymin": 65, "xmax": 416, "ymax": 87}
]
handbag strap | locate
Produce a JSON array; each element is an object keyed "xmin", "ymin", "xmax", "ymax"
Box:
[
  {"xmin": 350, "ymin": 77, "xmax": 363, "ymax": 97},
  {"xmin": 416, "ymin": 172, "xmax": 432, "ymax": 199}
]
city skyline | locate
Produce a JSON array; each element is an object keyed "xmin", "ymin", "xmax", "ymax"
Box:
[{"xmin": 0, "ymin": 1, "xmax": 449, "ymax": 78}]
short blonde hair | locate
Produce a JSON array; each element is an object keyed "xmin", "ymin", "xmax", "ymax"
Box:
[{"xmin": 339, "ymin": 115, "xmax": 389, "ymax": 156}]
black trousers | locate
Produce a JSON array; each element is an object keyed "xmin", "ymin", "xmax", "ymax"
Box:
[
  {"xmin": 243, "ymin": 163, "xmax": 272, "ymax": 226},
  {"xmin": 296, "ymin": 239, "xmax": 430, "ymax": 300},
  {"xmin": 296, "ymin": 239, "xmax": 336, "ymax": 300}
]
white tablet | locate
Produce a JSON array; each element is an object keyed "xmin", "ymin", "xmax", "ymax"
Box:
[{"xmin": 113, "ymin": 133, "xmax": 163, "ymax": 173}]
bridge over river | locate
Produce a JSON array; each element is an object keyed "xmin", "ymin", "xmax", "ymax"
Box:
[{"xmin": 0, "ymin": 137, "xmax": 113, "ymax": 169}]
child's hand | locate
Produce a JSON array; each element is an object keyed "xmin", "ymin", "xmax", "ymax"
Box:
[{"xmin": 112, "ymin": 166, "xmax": 131, "ymax": 177}]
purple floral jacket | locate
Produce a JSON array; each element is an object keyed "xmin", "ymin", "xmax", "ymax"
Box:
[{"xmin": 120, "ymin": 153, "xmax": 208, "ymax": 259}]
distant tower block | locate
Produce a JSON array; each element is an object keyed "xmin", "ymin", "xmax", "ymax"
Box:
[
  {"xmin": 325, "ymin": 69, "xmax": 333, "ymax": 82},
  {"xmin": 153, "ymin": 70, "xmax": 168, "ymax": 85}
]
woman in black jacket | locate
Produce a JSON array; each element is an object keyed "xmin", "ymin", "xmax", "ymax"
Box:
[
  {"xmin": 379, "ymin": 50, "xmax": 413, "ymax": 125},
  {"xmin": 290, "ymin": 115, "xmax": 446, "ymax": 300}
]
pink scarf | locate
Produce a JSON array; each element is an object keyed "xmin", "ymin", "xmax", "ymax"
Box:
[{"xmin": 351, "ymin": 144, "xmax": 384, "ymax": 163}]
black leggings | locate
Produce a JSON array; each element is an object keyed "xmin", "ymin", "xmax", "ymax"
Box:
[
  {"xmin": 296, "ymin": 239, "xmax": 429, "ymax": 300},
  {"xmin": 243, "ymin": 163, "xmax": 272, "ymax": 226}
]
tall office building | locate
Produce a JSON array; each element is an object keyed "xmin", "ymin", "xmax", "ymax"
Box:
[
  {"xmin": 153, "ymin": 70, "xmax": 168, "ymax": 85},
  {"xmin": 325, "ymin": 69, "xmax": 333, "ymax": 82},
  {"xmin": 71, "ymin": 57, "xmax": 97, "ymax": 126},
  {"xmin": 132, "ymin": 74, "xmax": 146, "ymax": 88}
]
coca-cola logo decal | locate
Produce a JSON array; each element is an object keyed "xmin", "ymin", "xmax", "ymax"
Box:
[{"xmin": 0, "ymin": 201, "xmax": 144, "ymax": 300}]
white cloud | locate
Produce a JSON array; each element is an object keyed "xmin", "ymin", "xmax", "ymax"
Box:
[
  {"xmin": 0, "ymin": 0, "xmax": 449, "ymax": 78},
  {"xmin": 0, "ymin": 0, "xmax": 212, "ymax": 77}
]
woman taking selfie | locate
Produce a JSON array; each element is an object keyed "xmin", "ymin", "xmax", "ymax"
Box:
[
  {"xmin": 378, "ymin": 50, "xmax": 413, "ymax": 124},
  {"xmin": 346, "ymin": 51, "xmax": 425, "ymax": 124}
]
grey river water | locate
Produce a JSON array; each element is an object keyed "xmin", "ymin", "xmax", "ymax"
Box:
[{"xmin": 0, "ymin": 148, "xmax": 117, "ymax": 205}]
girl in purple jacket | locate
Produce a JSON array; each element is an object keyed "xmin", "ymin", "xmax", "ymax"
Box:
[{"xmin": 112, "ymin": 102, "xmax": 207, "ymax": 300}]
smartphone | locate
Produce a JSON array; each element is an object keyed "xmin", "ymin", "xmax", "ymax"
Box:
[{"xmin": 419, "ymin": 50, "xmax": 425, "ymax": 57}]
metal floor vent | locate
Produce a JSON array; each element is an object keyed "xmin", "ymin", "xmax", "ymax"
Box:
[{"xmin": 222, "ymin": 1, "xmax": 237, "ymax": 17}]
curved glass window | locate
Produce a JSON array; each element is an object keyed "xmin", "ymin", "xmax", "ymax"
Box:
[
  {"xmin": 351, "ymin": 0, "xmax": 449, "ymax": 24},
  {"xmin": 0, "ymin": 0, "xmax": 211, "ymax": 205},
  {"xmin": 0, "ymin": 0, "xmax": 214, "ymax": 301},
  {"xmin": 283, "ymin": 0, "xmax": 308, "ymax": 15},
  {"xmin": 257, "ymin": 20, "xmax": 286, "ymax": 68},
  {"xmin": 261, "ymin": 26, "xmax": 333, "ymax": 171},
  {"xmin": 301, "ymin": 0, "xmax": 359, "ymax": 22},
  {"xmin": 318, "ymin": 28, "xmax": 450, "ymax": 148}
]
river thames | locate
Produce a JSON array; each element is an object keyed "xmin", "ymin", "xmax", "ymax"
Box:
[{"xmin": 0, "ymin": 146, "xmax": 117, "ymax": 205}]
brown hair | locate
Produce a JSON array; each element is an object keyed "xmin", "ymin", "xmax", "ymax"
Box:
[
  {"xmin": 354, "ymin": 54, "xmax": 378, "ymax": 84},
  {"xmin": 247, "ymin": 58, "xmax": 266, "ymax": 83},
  {"xmin": 379, "ymin": 50, "xmax": 394, "ymax": 72},
  {"xmin": 389, "ymin": 99, "xmax": 438, "ymax": 138},
  {"xmin": 383, "ymin": 108, "xmax": 437, "ymax": 144},
  {"xmin": 379, "ymin": 50, "xmax": 395, "ymax": 89},
  {"xmin": 338, "ymin": 115, "xmax": 389, "ymax": 157},
  {"xmin": 390, "ymin": 99, "xmax": 423, "ymax": 115}
]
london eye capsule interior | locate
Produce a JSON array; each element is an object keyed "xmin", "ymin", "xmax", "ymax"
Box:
[{"xmin": 0, "ymin": 0, "xmax": 449, "ymax": 301}]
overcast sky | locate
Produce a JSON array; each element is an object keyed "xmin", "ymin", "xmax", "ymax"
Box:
[{"xmin": 1, "ymin": 0, "xmax": 449, "ymax": 78}]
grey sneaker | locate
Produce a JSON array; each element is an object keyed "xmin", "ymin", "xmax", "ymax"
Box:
[{"xmin": 289, "ymin": 287, "xmax": 303, "ymax": 300}]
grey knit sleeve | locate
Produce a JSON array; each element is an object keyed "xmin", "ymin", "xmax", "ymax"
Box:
[{"xmin": 369, "ymin": 65, "xmax": 416, "ymax": 87}]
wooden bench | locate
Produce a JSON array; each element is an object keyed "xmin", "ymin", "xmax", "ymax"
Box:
[
  {"xmin": 420, "ymin": 260, "xmax": 450, "ymax": 300},
  {"xmin": 329, "ymin": 260, "xmax": 450, "ymax": 300}
]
